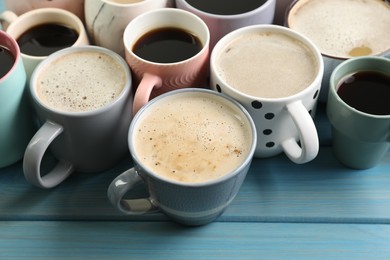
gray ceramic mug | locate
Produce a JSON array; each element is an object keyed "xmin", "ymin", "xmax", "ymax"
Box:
[
  {"xmin": 23, "ymin": 46, "xmax": 133, "ymax": 188},
  {"xmin": 107, "ymin": 88, "xmax": 257, "ymax": 226},
  {"xmin": 327, "ymin": 56, "xmax": 390, "ymax": 169}
]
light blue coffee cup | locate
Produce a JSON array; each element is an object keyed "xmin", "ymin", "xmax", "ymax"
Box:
[
  {"xmin": 0, "ymin": 30, "xmax": 35, "ymax": 168},
  {"xmin": 327, "ymin": 56, "xmax": 390, "ymax": 169},
  {"xmin": 107, "ymin": 88, "xmax": 257, "ymax": 226}
]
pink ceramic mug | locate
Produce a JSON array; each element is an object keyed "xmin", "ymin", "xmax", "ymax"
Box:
[{"xmin": 123, "ymin": 8, "xmax": 210, "ymax": 115}]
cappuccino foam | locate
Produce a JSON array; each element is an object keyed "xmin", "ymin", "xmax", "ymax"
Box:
[
  {"xmin": 216, "ymin": 31, "xmax": 317, "ymax": 98},
  {"xmin": 134, "ymin": 92, "xmax": 252, "ymax": 183},
  {"xmin": 288, "ymin": 0, "xmax": 390, "ymax": 58},
  {"xmin": 37, "ymin": 51, "xmax": 126, "ymax": 113}
]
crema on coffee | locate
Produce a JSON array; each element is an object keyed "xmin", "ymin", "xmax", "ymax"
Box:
[
  {"xmin": 216, "ymin": 31, "xmax": 318, "ymax": 98},
  {"xmin": 37, "ymin": 51, "xmax": 126, "ymax": 113},
  {"xmin": 134, "ymin": 91, "xmax": 252, "ymax": 183},
  {"xmin": 288, "ymin": 0, "xmax": 390, "ymax": 58}
]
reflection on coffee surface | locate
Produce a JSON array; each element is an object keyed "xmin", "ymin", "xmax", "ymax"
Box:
[
  {"xmin": 185, "ymin": 0, "xmax": 267, "ymax": 15},
  {"xmin": 17, "ymin": 23, "xmax": 79, "ymax": 57},
  {"xmin": 216, "ymin": 31, "xmax": 317, "ymax": 98},
  {"xmin": 288, "ymin": 0, "xmax": 390, "ymax": 58},
  {"xmin": 132, "ymin": 27, "xmax": 202, "ymax": 63},
  {"xmin": 134, "ymin": 92, "xmax": 252, "ymax": 183},
  {"xmin": 0, "ymin": 45, "xmax": 14, "ymax": 79},
  {"xmin": 337, "ymin": 71, "xmax": 390, "ymax": 116},
  {"xmin": 37, "ymin": 51, "xmax": 125, "ymax": 113}
]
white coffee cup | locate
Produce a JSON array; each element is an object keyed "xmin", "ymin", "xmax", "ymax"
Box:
[
  {"xmin": 0, "ymin": 8, "xmax": 89, "ymax": 80},
  {"xmin": 286, "ymin": 0, "xmax": 390, "ymax": 101},
  {"xmin": 211, "ymin": 25, "xmax": 324, "ymax": 164},
  {"xmin": 84, "ymin": 0, "xmax": 172, "ymax": 56}
]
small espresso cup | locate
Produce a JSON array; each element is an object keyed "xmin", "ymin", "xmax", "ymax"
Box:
[
  {"xmin": 0, "ymin": 8, "xmax": 89, "ymax": 80},
  {"xmin": 286, "ymin": 0, "xmax": 390, "ymax": 101},
  {"xmin": 327, "ymin": 56, "xmax": 390, "ymax": 169},
  {"xmin": 0, "ymin": 30, "xmax": 35, "ymax": 168},
  {"xmin": 23, "ymin": 46, "xmax": 133, "ymax": 189},
  {"xmin": 175, "ymin": 0, "xmax": 276, "ymax": 49},
  {"xmin": 211, "ymin": 25, "xmax": 324, "ymax": 164},
  {"xmin": 108, "ymin": 88, "xmax": 256, "ymax": 226},
  {"xmin": 4, "ymin": 0, "xmax": 85, "ymax": 22},
  {"xmin": 123, "ymin": 8, "xmax": 210, "ymax": 115},
  {"xmin": 85, "ymin": 0, "xmax": 172, "ymax": 57}
]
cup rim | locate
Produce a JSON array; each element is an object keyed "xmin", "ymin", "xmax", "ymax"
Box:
[
  {"xmin": 5, "ymin": 7, "xmax": 86, "ymax": 60},
  {"xmin": 0, "ymin": 30, "xmax": 22, "ymax": 82},
  {"xmin": 176, "ymin": 0, "xmax": 276, "ymax": 19},
  {"xmin": 210, "ymin": 24, "xmax": 324, "ymax": 102},
  {"xmin": 329, "ymin": 56, "xmax": 390, "ymax": 119},
  {"xmin": 285, "ymin": 0, "xmax": 390, "ymax": 60},
  {"xmin": 29, "ymin": 45, "xmax": 132, "ymax": 117},
  {"xmin": 123, "ymin": 8, "xmax": 210, "ymax": 66},
  {"xmin": 129, "ymin": 88, "xmax": 257, "ymax": 187},
  {"xmin": 101, "ymin": 0, "xmax": 160, "ymax": 7}
]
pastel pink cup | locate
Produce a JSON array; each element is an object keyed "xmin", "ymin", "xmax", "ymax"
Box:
[{"xmin": 123, "ymin": 8, "xmax": 210, "ymax": 115}]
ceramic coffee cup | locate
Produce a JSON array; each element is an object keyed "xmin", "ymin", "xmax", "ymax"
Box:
[
  {"xmin": 0, "ymin": 8, "xmax": 89, "ymax": 80},
  {"xmin": 107, "ymin": 88, "xmax": 257, "ymax": 226},
  {"xmin": 0, "ymin": 30, "xmax": 35, "ymax": 168},
  {"xmin": 286, "ymin": 0, "xmax": 390, "ymax": 101},
  {"xmin": 327, "ymin": 56, "xmax": 390, "ymax": 169},
  {"xmin": 85, "ymin": 0, "xmax": 172, "ymax": 57},
  {"xmin": 23, "ymin": 46, "xmax": 133, "ymax": 189},
  {"xmin": 123, "ymin": 8, "xmax": 210, "ymax": 115},
  {"xmin": 4, "ymin": 0, "xmax": 85, "ymax": 22},
  {"xmin": 211, "ymin": 25, "xmax": 324, "ymax": 164},
  {"xmin": 175, "ymin": 0, "xmax": 276, "ymax": 49}
]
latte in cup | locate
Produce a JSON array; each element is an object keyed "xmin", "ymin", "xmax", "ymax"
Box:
[
  {"xmin": 287, "ymin": 0, "xmax": 390, "ymax": 58},
  {"xmin": 133, "ymin": 91, "xmax": 252, "ymax": 183},
  {"xmin": 216, "ymin": 31, "xmax": 318, "ymax": 98},
  {"xmin": 36, "ymin": 51, "xmax": 126, "ymax": 113}
]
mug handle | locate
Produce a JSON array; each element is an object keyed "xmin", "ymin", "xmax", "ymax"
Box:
[
  {"xmin": 132, "ymin": 73, "xmax": 162, "ymax": 116},
  {"xmin": 0, "ymin": 11, "xmax": 18, "ymax": 30},
  {"xmin": 107, "ymin": 168, "xmax": 159, "ymax": 215},
  {"xmin": 23, "ymin": 121, "xmax": 74, "ymax": 189},
  {"xmin": 281, "ymin": 100, "xmax": 319, "ymax": 164}
]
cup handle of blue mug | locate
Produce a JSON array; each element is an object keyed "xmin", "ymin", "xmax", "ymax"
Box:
[
  {"xmin": 23, "ymin": 121, "xmax": 74, "ymax": 188},
  {"xmin": 0, "ymin": 11, "xmax": 18, "ymax": 30},
  {"xmin": 107, "ymin": 168, "xmax": 160, "ymax": 215},
  {"xmin": 281, "ymin": 100, "xmax": 319, "ymax": 164},
  {"xmin": 132, "ymin": 73, "xmax": 162, "ymax": 116}
]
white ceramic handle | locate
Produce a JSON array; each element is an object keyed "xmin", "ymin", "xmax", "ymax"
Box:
[
  {"xmin": 0, "ymin": 11, "xmax": 18, "ymax": 30},
  {"xmin": 281, "ymin": 100, "xmax": 319, "ymax": 164},
  {"xmin": 23, "ymin": 121, "xmax": 74, "ymax": 189},
  {"xmin": 107, "ymin": 168, "xmax": 159, "ymax": 215}
]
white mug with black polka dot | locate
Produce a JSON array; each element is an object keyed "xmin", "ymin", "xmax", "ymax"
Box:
[{"xmin": 211, "ymin": 25, "xmax": 324, "ymax": 164}]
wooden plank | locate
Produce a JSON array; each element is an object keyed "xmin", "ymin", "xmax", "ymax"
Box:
[
  {"xmin": 1, "ymin": 147, "xmax": 389, "ymax": 223},
  {"xmin": 1, "ymin": 221, "xmax": 390, "ymax": 259}
]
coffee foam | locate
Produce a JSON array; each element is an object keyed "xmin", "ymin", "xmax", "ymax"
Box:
[
  {"xmin": 37, "ymin": 51, "xmax": 126, "ymax": 113},
  {"xmin": 288, "ymin": 0, "xmax": 390, "ymax": 58},
  {"xmin": 216, "ymin": 31, "xmax": 317, "ymax": 98},
  {"xmin": 134, "ymin": 92, "xmax": 252, "ymax": 183}
]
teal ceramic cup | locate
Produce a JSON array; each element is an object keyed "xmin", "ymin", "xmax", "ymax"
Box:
[
  {"xmin": 0, "ymin": 30, "xmax": 35, "ymax": 168},
  {"xmin": 327, "ymin": 56, "xmax": 390, "ymax": 169}
]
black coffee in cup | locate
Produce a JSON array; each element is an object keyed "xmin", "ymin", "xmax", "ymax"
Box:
[
  {"xmin": 337, "ymin": 71, "xmax": 390, "ymax": 115},
  {"xmin": 132, "ymin": 27, "xmax": 202, "ymax": 63},
  {"xmin": 17, "ymin": 23, "xmax": 79, "ymax": 57},
  {"xmin": 0, "ymin": 45, "xmax": 15, "ymax": 79},
  {"xmin": 185, "ymin": 0, "xmax": 267, "ymax": 15}
]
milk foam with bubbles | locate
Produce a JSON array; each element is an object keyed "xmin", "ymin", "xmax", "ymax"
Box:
[
  {"xmin": 37, "ymin": 52, "xmax": 125, "ymax": 113},
  {"xmin": 288, "ymin": 0, "xmax": 390, "ymax": 58},
  {"xmin": 134, "ymin": 92, "xmax": 252, "ymax": 183},
  {"xmin": 217, "ymin": 32, "xmax": 317, "ymax": 98}
]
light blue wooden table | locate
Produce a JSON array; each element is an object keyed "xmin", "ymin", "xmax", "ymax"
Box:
[{"xmin": 1, "ymin": 1, "xmax": 390, "ymax": 259}]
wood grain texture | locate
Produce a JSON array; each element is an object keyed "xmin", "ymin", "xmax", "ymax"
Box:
[{"xmin": 1, "ymin": 221, "xmax": 390, "ymax": 260}]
